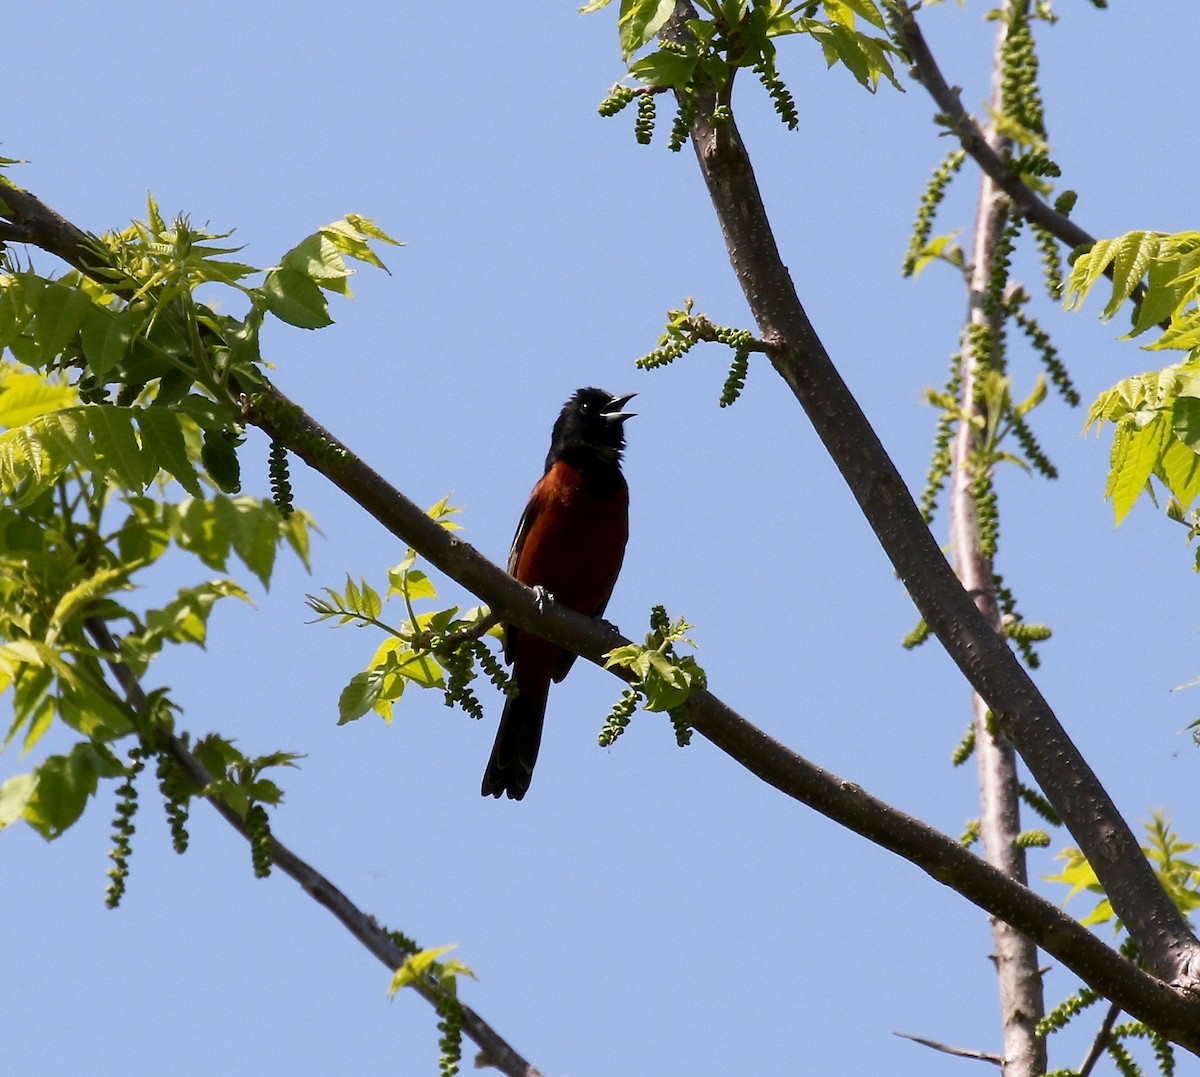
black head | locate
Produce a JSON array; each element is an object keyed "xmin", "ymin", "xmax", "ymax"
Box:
[{"xmin": 546, "ymin": 387, "xmax": 636, "ymax": 472}]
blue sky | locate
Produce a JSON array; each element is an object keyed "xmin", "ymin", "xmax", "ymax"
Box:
[{"xmin": 5, "ymin": 3, "xmax": 1200, "ymax": 1075}]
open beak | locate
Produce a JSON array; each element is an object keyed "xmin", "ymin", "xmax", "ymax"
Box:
[{"xmin": 603, "ymin": 392, "xmax": 637, "ymax": 422}]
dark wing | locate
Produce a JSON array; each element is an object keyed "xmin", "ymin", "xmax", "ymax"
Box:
[{"xmin": 503, "ymin": 484, "xmax": 543, "ymax": 664}]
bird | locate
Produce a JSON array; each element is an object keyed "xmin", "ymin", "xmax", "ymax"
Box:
[{"xmin": 481, "ymin": 387, "xmax": 636, "ymax": 800}]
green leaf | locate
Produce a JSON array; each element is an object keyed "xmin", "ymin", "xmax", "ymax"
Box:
[
  {"xmin": 57, "ymin": 678, "xmax": 136, "ymax": 739},
  {"xmin": 170, "ymin": 496, "xmax": 232, "ymax": 571},
  {"xmin": 90, "ymin": 404, "xmax": 153, "ymax": 490},
  {"xmin": 23, "ymin": 742, "xmax": 124, "ymax": 839},
  {"xmin": 261, "ymin": 266, "xmax": 333, "ymax": 329},
  {"xmin": 283, "ymin": 233, "xmax": 352, "ymax": 288},
  {"xmin": 144, "ymin": 580, "xmax": 251, "ymax": 648},
  {"xmin": 217, "ymin": 496, "xmax": 283, "ymax": 589},
  {"xmin": 0, "ymin": 772, "xmax": 38, "ymax": 830},
  {"xmin": 201, "ymin": 430, "xmax": 241, "ymax": 494},
  {"xmin": 618, "ymin": 0, "xmax": 676, "ymax": 60},
  {"xmin": 387, "ymin": 945, "xmax": 469, "ymax": 997},
  {"xmin": 79, "ymin": 306, "xmax": 135, "ymax": 379},
  {"xmin": 629, "ymin": 49, "xmax": 699, "ymax": 88},
  {"xmin": 827, "ymin": 0, "xmax": 887, "ymax": 31},
  {"xmin": 338, "ymin": 669, "xmax": 384, "ymax": 724},
  {"xmin": 1158, "ymin": 434, "xmax": 1200, "ymax": 511},
  {"xmin": 1172, "ymin": 396, "xmax": 1200, "ymax": 453},
  {"xmin": 0, "ymin": 369, "xmax": 77, "ymax": 427},
  {"xmin": 30, "ymin": 281, "xmax": 92, "ymax": 364},
  {"xmin": 136, "ymin": 407, "xmax": 202, "ymax": 496},
  {"xmin": 1109, "ymin": 412, "xmax": 1168, "ymax": 523},
  {"xmin": 47, "ymin": 565, "xmax": 133, "ymax": 645}
]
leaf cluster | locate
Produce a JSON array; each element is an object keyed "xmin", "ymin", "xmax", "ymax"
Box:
[
  {"xmin": 601, "ymin": 605, "xmax": 706, "ymax": 747},
  {"xmin": 636, "ymin": 298, "xmax": 764, "ymax": 406},
  {"xmin": 388, "ymin": 945, "xmax": 478, "ymax": 1077},
  {"xmin": 592, "ymin": 0, "xmax": 901, "ymax": 149},
  {"xmin": 306, "ymin": 499, "xmax": 510, "ymax": 726}
]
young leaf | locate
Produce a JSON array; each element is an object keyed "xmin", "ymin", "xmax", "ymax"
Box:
[{"xmin": 261, "ymin": 267, "xmax": 333, "ymax": 329}]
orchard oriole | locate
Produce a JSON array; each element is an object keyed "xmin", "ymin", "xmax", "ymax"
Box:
[{"xmin": 481, "ymin": 387, "xmax": 636, "ymax": 800}]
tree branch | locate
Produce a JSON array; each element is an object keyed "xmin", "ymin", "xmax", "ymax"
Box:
[
  {"xmin": 886, "ymin": 2, "xmax": 1094, "ymax": 251},
  {"xmin": 894, "ymin": 1031, "xmax": 1003, "ymax": 1065},
  {"xmin": 82, "ymin": 618, "xmax": 545, "ymax": 1077},
  {"xmin": 6, "ymin": 178, "xmax": 1200, "ymax": 1051},
  {"xmin": 1077, "ymin": 1001, "xmax": 1121, "ymax": 1077},
  {"xmin": 665, "ymin": 0, "xmax": 1200, "ymax": 1000},
  {"xmin": 948, "ymin": 5, "xmax": 1047, "ymax": 1073}
]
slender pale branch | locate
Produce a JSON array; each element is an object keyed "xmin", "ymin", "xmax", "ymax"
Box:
[
  {"xmin": 6, "ymin": 180, "xmax": 1200, "ymax": 1051},
  {"xmin": 948, "ymin": 5, "xmax": 1047, "ymax": 1073}
]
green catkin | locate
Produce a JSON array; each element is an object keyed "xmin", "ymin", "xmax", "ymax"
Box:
[
  {"xmin": 753, "ymin": 58, "xmax": 798, "ymax": 130},
  {"xmin": 951, "ymin": 723, "xmax": 975, "ymax": 766},
  {"xmin": 470, "ymin": 639, "xmax": 515, "ymax": 698},
  {"xmin": 1015, "ymin": 829, "xmax": 1050, "ymax": 848},
  {"xmin": 903, "ymin": 148, "xmax": 967, "ymax": 277},
  {"xmin": 599, "ymin": 688, "xmax": 639, "ymax": 747},
  {"xmin": 720, "ymin": 348, "xmax": 750, "ymax": 407},
  {"xmin": 442, "ymin": 645, "xmax": 484, "ymax": 720},
  {"xmin": 637, "ymin": 334, "xmax": 697, "ymax": 370},
  {"xmin": 1010, "ymin": 413, "xmax": 1057, "ymax": 478},
  {"xmin": 1150, "ymin": 1028, "xmax": 1176, "ymax": 1076},
  {"xmin": 106, "ymin": 744, "xmax": 147, "ymax": 908},
  {"xmin": 983, "ymin": 217, "xmax": 1021, "ymax": 322},
  {"xmin": 1032, "ymin": 223, "xmax": 1064, "ymax": 298},
  {"xmin": 1001, "ymin": 13, "xmax": 1046, "ymax": 138},
  {"xmin": 1105, "ymin": 1039, "xmax": 1144, "ymax": 1077},
  {"xmin": 386, "ymin": 927, "xmax": 421, "ymax": 957},
  {"xmin": 669, "ymin": 705, "xmax": 692, "ymax": 747},
  {"xmin": 156, "ymin": 751, "xmax": 191, "ymax": 854},
  {"xmin": 635, "ymin": 93, "xmax": 656, "ymax": 145},
  {"xmin": 1007, "ymin": 301, "xmax": 1079, "ymax": 405},
  {"xmin": 268, "ymin": 440, "xmax": 294, "ymax": 517},
  {"xmin": 1054, "ymin": 190, "xmax": 1078, "ymax": 216},
  {"xmin": 668, "ymin": 92, "xmax": 697, "ymax": 152},
  {"xmin": 993, "ymin": 573, "xmax": 1047, "ymax": 668},
  {"xmin": 919, "ymin": 353, "xmax": 963, "ymax": 523},
  {"xmin": 901, "ymin": 618, "xmax": 931, "ymax": 650},
  {"xmin": 973, "ymin": 469, "xmax": 1000, "ymax": 560},
  {"xmin": 1017, "ymin": 782, "xmax": 1061, "ymax": 826},
  {"xmin": 436, "ymin": 995, "xmax": 464, "ymax": 1077},
  {"xmin": 1037, "ymin": 985, "xmax": 1101, "ymax": 1036},
  {"xmin": 959, "ymin": 819, "xmax": 981, "ymax": 847},
  {"xmin": 246, "ymin": 803, "xmax": 274, "ymax": 878},
  {"xmin": 598, "ymin": 85, "xmax": 637, "ymax": 117}
]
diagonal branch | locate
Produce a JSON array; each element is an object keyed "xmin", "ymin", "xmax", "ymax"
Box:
[
  {"xmin": 82, "ymin": 618, "xmax": 545, "ymax": 1077},
  {"xmin": 6, "ymin": 181, "xmax": 1200, "ymax": 1051},
  {"xmin": 663, "ymin": 0, "xmax": 1200, "ymax": 1005},
  {"xmin": 886, "ymin": 2, "xmax": 1094, "ymax": 251}
]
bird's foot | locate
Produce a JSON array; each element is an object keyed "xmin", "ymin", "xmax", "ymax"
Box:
[{"xmin": 531, "ymin": 585, "xmax": 552, "ymax": 613}]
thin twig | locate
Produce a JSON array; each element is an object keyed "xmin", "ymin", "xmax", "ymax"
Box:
[
  {"xmin": 1078, "ymin": 1001, "xmax": 1122, "ymax": 1077},
  {"xmin": 82, "ymin": 617, "xmax": 544, "ymax": 1077},
  {"xmin": 895, "ymin": 1031, "xmax": 1003, "ymax": 1065},
  {"xmin": 888, "ymin": 2, "xmax": 1093, "ymax": 250}
]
